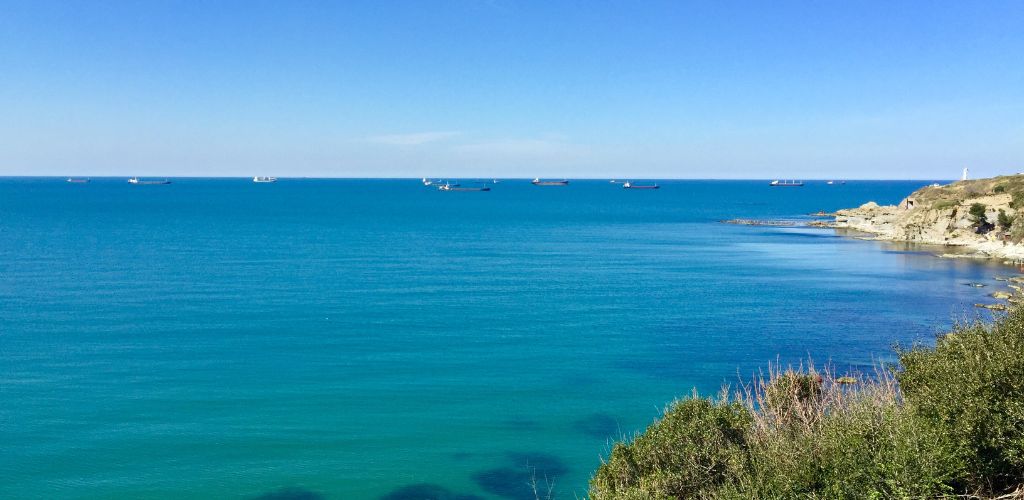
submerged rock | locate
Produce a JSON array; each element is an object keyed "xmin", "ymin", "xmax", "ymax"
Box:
[
  {"xmin": 975, "ymin": 303, "xmax": 1008, "ymax": 311},
  {"xmin": 807, "ymin": 220, "xmax": 836, "ymax": 228},
  {"xmin": 721, "ymin": 219, "xmax": 797, "ymax": 226}
]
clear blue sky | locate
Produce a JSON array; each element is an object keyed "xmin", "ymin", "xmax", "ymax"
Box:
[{"xmin": 0, "ymin": 0, "xmax": 1021, "ymax": 178}]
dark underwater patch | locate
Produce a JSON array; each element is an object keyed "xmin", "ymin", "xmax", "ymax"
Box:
[
  {"xmin": 251, "ymin": 487, "xmax": 325, "ymax": 500},
  {"xmin": 378, "ymin": 482, "xmax": 484, "ymax": 500},
  {"xmin": 505, "ymin": 452, "xmax": 568, "ymax": 477},
  {"xmin": 572, "ymin": 412, "xmax": 620, "ymax": 438},
  {"xmin": 472, "ymin": 467, "xmax": 534, "ymax": 500},
  {"xmin": 472, "ymin": 452, "xmax": 568, "ymax": 499}
]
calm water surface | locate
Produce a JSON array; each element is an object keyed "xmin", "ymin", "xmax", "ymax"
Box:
[{"xmin": 0, "ymin": 178, "xmax": 1011, "ymax": 499}]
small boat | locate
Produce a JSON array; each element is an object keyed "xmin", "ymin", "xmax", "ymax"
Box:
[
  {"xmin": 253, "ymin": 176, "xmax": 277, "ymax": 183},
  {"xmin": 438, "ymin": 182, "xmax": 489, "ymax": 192},
  {"xmin": 532, "ymin": 178, "xmax": 569, "ymax": 186},
  {"xmin": 623, "ymin": 181, "xmax": 659, "ymax": 189},
  {"xmin": 826, "ymin": 180, "xmax": 834, "ymax": 185},
  {"xmin": 128, "ymin": 177, "xmax": 171, "ymax": 185},
  {"xmin": 422, "ymin": 178, "xmax": 433, "ymax": 186},
  {"xmin": 609, "ymin": 179, "xmax": 621, "ymax": 184},
  {"xmin": 769, "ymin": 180, "xmax": 804, "ymax": 187},
  {"xmin": 66, "ymin": 178, "xmax": 90, "ymax": 183}
]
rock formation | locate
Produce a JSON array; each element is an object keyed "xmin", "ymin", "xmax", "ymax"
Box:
[{"xmin": 834, "ymin": 175, "xmax": 1024, "ymax": 261}]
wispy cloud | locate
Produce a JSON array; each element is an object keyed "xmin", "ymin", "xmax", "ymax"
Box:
[{"xmin": 365, "ymin": 131, "xmax": 461, "ymax": 146}]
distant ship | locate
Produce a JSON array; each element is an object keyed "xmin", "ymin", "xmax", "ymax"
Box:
[
  {"xmin": 128, "ymin": 177, "xmax": 171, "ymax": 185},
  {"xmin": 623, "ymin": 181, "xmax": 659, "ymax": 189},
  {"xmin": 66, "ymin": 178, "xmax": 90, "ymax": 183},
  {"xmin": 438, "ymin": 182, "xmax": 490, "ymax": 192},
  {"xmin": 253, "ymin": 176, "xmax": 277, "ymax": 183},
  {"xmin": 769, "ymin": 180, "xmax": 804, "ymax": 187},
  {"xmin": 532, "ymin": 178, "xmax": 569, "ymax": 186}
]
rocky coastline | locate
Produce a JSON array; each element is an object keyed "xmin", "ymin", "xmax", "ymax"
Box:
[{"xmin": 832, "ymin": 175, "xmax": 1024, "ymax": 263}]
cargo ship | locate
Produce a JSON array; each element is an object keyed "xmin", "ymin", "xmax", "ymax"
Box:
[
  {"xmin": 531, "ymin": 178, "xmax": 569, "ymax": 186},
  {"xmin": 128, "ymin": 177, "xmax": 171, "ymax": 185},
  {"xmin": 769, "ymin": 180, "xmax": 804, "ymax": 187},
  {"xmin": 438, "ymin": 182, "xmax": 489, "ymax": 191},
  {"xmin": 253, "ymin": 176, "xmax": 277, "ymax": 183}
]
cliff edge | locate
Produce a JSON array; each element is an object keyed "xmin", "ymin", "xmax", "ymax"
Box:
[{"xmin": 835, "ymin": 175, "xmax": 1024, "ymax": 261}]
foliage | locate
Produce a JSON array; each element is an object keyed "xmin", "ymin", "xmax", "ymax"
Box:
[
  {"xmin": 1012, "ymin": 191, "xmax": 1024, "ymax": 209},
  {"xmin": 898, "ymin": 311, "xmax": 1024, "ymax": 494},
  {"xmin": 591, "ymin": 309, "xmax": 1024, "ymax": 499},
  {"xmin": 998, "ymin": 209, "xmax": 1014, "ymax": 230},
  {"xmin": 933, "ymin": 199, "xmax": 958, "ymax": 211},
  {"xmin": 589, "ymin": 395, "xmax": 752, "ymax": 499},
  {"xmin": 994, "ymin": 184, "xmax": 1007, "ymax": 193},
  {"xmin": 969, "ymin": 203, "xmax": 988, "ymax": 226}
]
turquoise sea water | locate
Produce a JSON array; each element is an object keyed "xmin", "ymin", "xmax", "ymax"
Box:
[{"xmin": 0, "ymin": 178, "xmax": 1012, "ymax": 499}]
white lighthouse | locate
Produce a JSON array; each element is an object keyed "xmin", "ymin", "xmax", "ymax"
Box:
[{"xmin": 962, "ymin": 167, "xmax": 969, "ymax": 181}]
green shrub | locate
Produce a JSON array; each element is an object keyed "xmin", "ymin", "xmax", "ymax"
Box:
[
  {"xmin": 969, "ymin": 203, "xmax": 988, "ymax": 226},
  {"xmin": 591, "ymin": 309, "xmax": 1024, "ymax": 498},
  {"xmin": 933, "ymin": 199, "xmax": 958, "ymax": 211},
  {"xmin": 763, "ymin": 372, "xmax": 821, "ymax": 420},
  {"xmin": 998, "ymin": 209, "xmax": 1014, "ymax": 230},
  {"xmin": 742, "ymin": 392, "xmax": 958, "ymax": 498},
  {"xmin": 994, "ymin": 185, "xmax": 1007, "ymax": 193},
  {"xmin": 898, "ymin": 310, "xmax": 1024, "ymax": 494},
  {"xmin": 1011, "ymin": 191, "xmax": 1024, "ymax": 209},
  {"xmin": 590, "ymin": 396, "xmax": 752, "ymax": 499}
]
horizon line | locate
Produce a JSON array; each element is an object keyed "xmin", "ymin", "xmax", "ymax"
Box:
[{"xmin": 0, "ymin": 175, "xmax": 962, "ymax": 182}]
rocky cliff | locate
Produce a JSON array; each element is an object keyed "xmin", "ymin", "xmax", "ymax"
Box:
[{"xmin": 834, "ymin": 175, "xmax": 1024, "ymax": 261}]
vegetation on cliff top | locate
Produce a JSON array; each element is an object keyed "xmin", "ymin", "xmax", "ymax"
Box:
[
  {"xmin": 910, "ymin": 175, "xmax": 1024, "ymax": 206},
  {"xmin": 590, "ymin": 308, "xmax": 1024, "ymax": 499}
]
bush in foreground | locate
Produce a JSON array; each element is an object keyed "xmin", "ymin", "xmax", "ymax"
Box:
[
  {"xmin": 899, "ymin": 311, "xmax": 1024, "ymax": 494},
  {"xmin": 590, "ymin": 309, "xmax": 1024, "ymax": 499}
]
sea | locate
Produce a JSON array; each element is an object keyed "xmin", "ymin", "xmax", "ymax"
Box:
[{"xmin": 0, "ymin": 178, "xmax": 1013, "ymax": 499}]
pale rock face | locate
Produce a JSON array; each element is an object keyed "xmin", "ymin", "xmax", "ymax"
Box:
[{"xmin": 834, "ymin": 185, "xmax": 1023, "ymax": 260}]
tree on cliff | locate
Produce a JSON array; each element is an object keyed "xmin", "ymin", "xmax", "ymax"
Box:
[
  {"xmin": 998, "ymin": 209, "xmax": 1014, "ymax": 230},
  {"xmin": 969, "ymin": 203, "xmax": 994, "ymax": 234},
  {"xmin": 969, "ymin": 203, "xmax": 988, "ymax": 225}
]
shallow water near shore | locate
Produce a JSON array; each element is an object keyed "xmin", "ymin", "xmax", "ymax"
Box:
[{"xmin": 0, "ymin": 178, "xmax": 1013, "ymax": 499}]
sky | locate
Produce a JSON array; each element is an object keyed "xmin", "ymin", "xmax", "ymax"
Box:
[{"xmin": 0, "ymin": 0, "xmax": 1021, "ymax": 179}]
